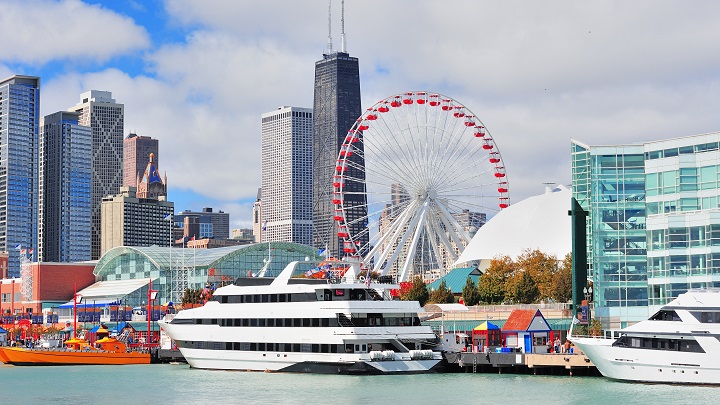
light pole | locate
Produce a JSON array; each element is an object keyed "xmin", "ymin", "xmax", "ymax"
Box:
[{"xmin": 583, "ymin": 285, "xmax": 593, "ymax": 334}]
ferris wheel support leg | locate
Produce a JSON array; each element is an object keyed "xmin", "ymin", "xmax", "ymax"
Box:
[
  {"xmin": 398, "ymin": 200, "xmax": 430, "ymax": 282},
  {"xmin": 424, "ymin": 218, "xmax": 447, "ymax": 272},
  {"xmin": 372, "ymin": 200, "xmax": 420, "ymax": 276},
  {"xmin": 380, "ymin": 200, "xmax": 428, "ymax": 279}
]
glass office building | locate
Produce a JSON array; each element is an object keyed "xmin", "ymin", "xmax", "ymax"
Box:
[
  {"xmin": 39, "ymin": 111, "xmax": 92, "ymax": 262},
  {"xmin": 0, "ymin": 76, "xmax": 40, "ymax": 276},
  {"xmin": 572, "ymin": 132, "xmax": 720, "ymax": 328}
]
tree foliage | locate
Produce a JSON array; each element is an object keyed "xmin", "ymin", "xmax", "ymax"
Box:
[
  {"xmin": 401, "ymin": 276, "xmax": 429, "ymax": 307},
  {"xmin": 478, "ymin": 256, "xmax": 516, "ymax": 304},
  {"xmin": 516, "ymin": 249, "xmax": 559, "ymax": 301},
  {"xmin": 551, "ymin": 253, "xmax": 573, "ymax": 302},
  {"xmin": 514, "ymin": 270, "xmax": 540, "ymax": 304},
  {"xmin": 461, "ymin": 276, "xmax": 481, "ymax": 306},
  {"xmin": 182, "ymin": 288, "xmax": 204, "ymax": 305},
  {"xmin": 429, "ymin": 280, "xmax": 455, "ymax": 304}
]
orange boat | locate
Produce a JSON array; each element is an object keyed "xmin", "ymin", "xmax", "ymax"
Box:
[{"xmin": 0, "ymin": 327, "xmax": 150, "ymax": 366}]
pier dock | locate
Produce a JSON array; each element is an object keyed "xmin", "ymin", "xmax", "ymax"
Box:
[{"xmin": 444, "ymin": 351, "xmax": 600, "ymax": 376}]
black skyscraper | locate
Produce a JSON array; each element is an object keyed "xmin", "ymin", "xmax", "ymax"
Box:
[{"xmin": 312, "ymin": 51, "xmax": 367, "ymax": 258}]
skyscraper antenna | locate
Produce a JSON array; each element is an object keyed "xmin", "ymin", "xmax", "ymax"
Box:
[
  {"xmin": 340, "ymin": 0, "xmax": 346, "ymax": 52},
  {"xmin": 326, "ymin": 0, "xmax": 333, "ymax": 54}
]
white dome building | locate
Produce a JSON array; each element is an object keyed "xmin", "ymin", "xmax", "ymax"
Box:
[{"xmin": 456, "ymin": 184, "xmax": 572, "ymax": 269}]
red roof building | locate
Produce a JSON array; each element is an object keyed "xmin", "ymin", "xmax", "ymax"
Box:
[{"xmin": 501, "ymin": 309, "xmax": 552, "ymax": 353}]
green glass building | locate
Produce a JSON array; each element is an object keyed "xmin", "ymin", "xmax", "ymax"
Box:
[
  {"xmin": 572, "ymin": 132, "xmax": 720, "ymax": 328},
  {"xmin": 94, "ymin": 242, "xmax": 320, "ymax": 305}
]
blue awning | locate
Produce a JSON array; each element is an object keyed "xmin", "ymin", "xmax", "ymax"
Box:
[{"xmin": 58, "ymin": 299, "xmax": 119, "ymax": 309}]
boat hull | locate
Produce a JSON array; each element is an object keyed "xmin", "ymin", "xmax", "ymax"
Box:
[
  {"xmin": 0, "ymin": 347, "xmax": 151, "ymax": 366},
  {"xmin": 572, "ymin": 337, "xmax": 720, "ymax": 385},
  {"xmin": 177, "ymin": 347, "xmax": 442, "ymax": 374}
]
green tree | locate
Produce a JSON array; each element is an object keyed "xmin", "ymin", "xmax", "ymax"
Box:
[
  {"xmin": 478, "ymin": 256, "xmax": 516, "ymax": 304},
  {"xmin": 514, "ymin": 270, "xmax": 539, "ymax": 304},
  {"xmin": 551, "ymin": 253, "xmax": 573, "ymax": 302},
  {"xmin": 402, "ymin": 276, "xmax": 429, "ymax": 307},
  {"xmin": 429, "ymin": 280, "xmax": 455, "ymax": 304},
  {"xmin": 461, "ymin": 276, "xmax": 481, "ymax": 306}
]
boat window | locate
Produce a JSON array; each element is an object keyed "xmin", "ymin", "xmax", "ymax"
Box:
[
  {"xmin": 695, "ymin": 311, "xmax": 720, "ymax": 323},
  {"xmin": 293, "ymin": 319, "xmax": 301, "ymax": 327},
  {"xmin": 345, "ymin": 344, "xmax": 354, "ymax": 353},
  {"xmin": 303, "ymin": 318, "xmax": 310, "ymax": 327},
  {"xmin": 258, "ymin": 319, "xmax": 266, "ymax": 327},
  {"xmin": 250, "ymin": 319, "xmax": 258, "ymax": 327},
  {"xmin": 279, "ymin": 294, "xmax": 286, "ymax": 302},
  {"xmin": 285, "ymin": 318, "xmax": 292, "ymax": 327},
  {"xmin": 262, "ymin": 295, "xmax": 269, "ymax": 303},
  {"xmin": 649, "ymin": 309, "xmax": 681, "ymax": 321},
  {"xmin": 270, "ymin": 294, "xmax": 278, "ymax": 303},
  {"xmin": 267, "ymin": 319, "xmax": 275, "ymax": 327},
  {"xmin": 312, "ymin": 318, "xmax": 320, "ymax": 327}
]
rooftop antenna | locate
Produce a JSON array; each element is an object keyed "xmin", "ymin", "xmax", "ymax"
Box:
[
  {"xmin": 340, "ymin": 0, "xmax": 346, "ymax": 52},
  {"xmin": 326, "ymin": 0, "xmax": 333, "ymax": 54}
]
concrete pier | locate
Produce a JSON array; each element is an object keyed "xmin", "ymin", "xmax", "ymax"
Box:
[{"xmin": 444, "ymin": 351, "xmax": 600, "ymax": 376}]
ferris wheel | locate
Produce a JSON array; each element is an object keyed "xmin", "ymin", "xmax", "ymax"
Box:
[{"xmin": 332, "ymin": 91, "xmax": 509, "ymax": 282}]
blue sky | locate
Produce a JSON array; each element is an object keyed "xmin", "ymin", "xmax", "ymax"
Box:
[{"xmin": 2, "ymin": 0, "xmax": 720, "ymax": 229}]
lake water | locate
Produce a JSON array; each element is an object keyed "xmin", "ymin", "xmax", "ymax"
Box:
[{"xmin": 1, "ymin": 363, "xmax": 718, "ymax": 404}]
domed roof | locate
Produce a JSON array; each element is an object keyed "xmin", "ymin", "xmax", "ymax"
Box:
[{"xmin": 456, "ymin": 185, "xmax": 572, "ymax": 265}]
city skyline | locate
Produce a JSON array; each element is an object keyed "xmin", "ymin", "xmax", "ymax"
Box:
[{"xmin": 1, "ymin": 1, "xmax": 719, "ymax": 230}]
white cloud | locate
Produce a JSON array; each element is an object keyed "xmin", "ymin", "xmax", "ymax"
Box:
[
  {"xmin": 0, "ymin": 0, "xmax": 150, "ymax": 64},
  {"xmin": 29, "ymin": 0, "xmax": 720, "ymax": 214}
]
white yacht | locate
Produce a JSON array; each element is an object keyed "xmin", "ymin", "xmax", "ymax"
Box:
[
  {"xmin": 158, "ymin": 261, "xmax": 444, "ymax": 374},
  {"xmin": 571, "ymin": 289, "xmax": 720, "ymax": 384}
]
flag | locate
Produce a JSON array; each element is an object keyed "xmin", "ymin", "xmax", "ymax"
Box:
[
  {"xmin": 262, "ymin": 221, "xmax": 267, "ymax": 231},
  {"xmin": 28, "ymin": 248, "xmax": 33, "ymax": 254},
  {"xmin": 14, "ymin": 244, "xmax": 21, "ymax": 250},
  {"xmin": 365, "ymin": 272, "xmax": 371, "ymax": 288},
  {"xmin": 164, "ymin": 214, "xmax": 172, "ymax": 221},
  {"xmin": 189, "ymin": 236, "xmax": 195, "ymax": 241},
  {"xmin": 318, "ymin": 248, "xmax": 326, "ymax": 255},
  {"xmin": 20, "ymin": 249, "xmax": 26, "ymax": 254}
]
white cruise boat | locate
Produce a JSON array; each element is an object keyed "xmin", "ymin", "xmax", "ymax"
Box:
[
  {"xmin": 571, "ymin": 289, "xmax": 720, "ymax": 384},
  {"xmin": 159, "ymin": 261, "xmax": 444, "ymax": 374}
]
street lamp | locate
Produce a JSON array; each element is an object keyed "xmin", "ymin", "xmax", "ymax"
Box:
[{"xmin": 583, "ymin": 286, "xmax": 593, "ymax": 302}]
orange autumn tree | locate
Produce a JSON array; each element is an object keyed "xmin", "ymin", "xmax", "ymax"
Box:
[{"xmin": 515, "ymin": 249, "xmax": 560, "ymax": 302}]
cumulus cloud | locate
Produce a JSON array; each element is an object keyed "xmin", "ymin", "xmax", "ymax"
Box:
[
  {"xmin": 19, "ymin": 0, "xmax": 720, "ymax": 221},
  {"xmin": 0, "ymin": 0, "xmax": 150, "ymax": 64}
]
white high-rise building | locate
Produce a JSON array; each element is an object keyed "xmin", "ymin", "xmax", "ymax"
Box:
[
  {"xmin": 69, "ymin": 90, "xmax": 124, "ymax": 260},
  {"xmin": 261, "ymin": 106, "xmax": 313, "ymax": 245}
]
